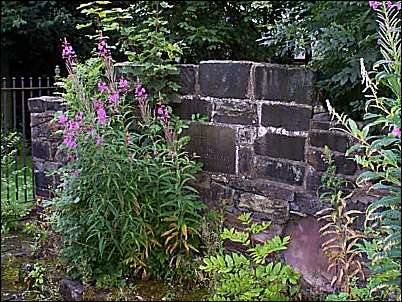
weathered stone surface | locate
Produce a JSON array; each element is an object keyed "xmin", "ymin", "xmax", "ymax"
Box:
[
  {"xmin": 28, "ymin": 96, "xmax": 64, "ymax": 113},
  {"xmin": 199, "ymin": 61, "xmax": 252, "ymax": 98},
  {"xmin": 59, "ymin": 278, "xmax": 84, "ymax": 301},
  {"xmin": 172, "ymin": 97, "xmax": 212, "ymax": 121},
  {"xmin": 31, "ymin": 141, "xmax": 50, "ymax": 160},
  {"xmin": 214, "ymin": 99, "xmax": 258, "ymax": 125},
  {"xmin": 292, "ymin": 192, "xmax": 323, "ymax": 215},
  {"xmin": 179, "ymin": 64, "xmax": 198, "ymax": 95},
  {"xmin": 256, "ymin": 158, "xmax": 305, "ymax": 186},
  {"xmin": 237, "ymin": 127, "xmax": 257, "ymax": 145},
  {"xmin": 307, "ymin": 148, "xmax": 357, "ymax": 175},
  {"xmin": 238, "ymin": 147, "xmax": 254, "ymax": 177},
  {"xmin": 34, "ymin": 171, "xmax": 52, "ymax": 190},
  {"xmin": 309, "ymin": 130, "xmax": 350, "ymax": 153},
  {"xmin": 185, "ymin": 123, "xmax": 236, "ymax": 174},
  {"xmin": 253, "ymin": 64, "xmax": 315, "ymax": 104},
  {"xmin": 304, "ymin": 167, "xmax": 322, "ymax": 192},
  {"xmin": 261, "ymin": 104, "xmax": 311, "ymax": 131},
  {"xmin": 229, "ymin": 178, "xmax": 295, "ymax": 202},
  {"xmin": 283, "ymin": 215, "xmax": 335, "ymax": 292},
  {"xmin": 254, "ymin": 133, "xmax": 306, "ymax": 161},
  {"xmin": 238, "ymin": 192, "xmax": 289, "ymax": 224},
  {"xmin": 210, "ymin": 182, "xmax": 235, "ymax": 207}
]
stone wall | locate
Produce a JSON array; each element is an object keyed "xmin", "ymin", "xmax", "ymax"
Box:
[
  {"xmin": 28, "ymin": 60, "xmax": 358, "ymax": 229},
  {"xmin": 28, "ymin": 96, "xmax": 67, "ymax": 199},
  {"xmin": 170, "ymin": 61, "xmax": 358, "ymax": 230}
]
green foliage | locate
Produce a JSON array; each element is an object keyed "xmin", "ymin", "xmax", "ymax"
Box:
[
  {"xmin": 1, "ymin": 131, "xmax": 31, "ymax": 236},
  {"xmin": 326, "ymin": 3, "xmax": 401, "ymax": 300},
  {"xmin": 200, "ymin": 213, "xmax": 300, "ymax": 301},
  {"xmin": 259, "ymin": 1, "xmax": 381, "ymax": 117},
  {"xmin": 51, "ymin": 35, "xmax": 204, "ymax": 283},
  {"xmin": 25, "ymin": 263, "xmax": 46, "ymax": 291}
]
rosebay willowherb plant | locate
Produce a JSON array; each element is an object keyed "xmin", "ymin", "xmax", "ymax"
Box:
[
  {"xmin": 50, "ymin": 34, "xmax": 204, "ymax": 282},
  {"xmin": 326, "ymin": 1, "xmax": 400, "ymax": 299}
]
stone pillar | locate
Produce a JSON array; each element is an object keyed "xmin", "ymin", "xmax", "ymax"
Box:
[{"xmin": 28, "ymin": 96, "xmax": 66, "ymax": 199}]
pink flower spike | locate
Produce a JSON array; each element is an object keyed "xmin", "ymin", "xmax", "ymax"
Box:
[
  {"xmin": 58, "ymin": 114, "xmax": 68, "ymax": 125},
  {"xmin": 391, "ymin": 127, "xmax": 401, "ymax": 138},
  {"xmin": 386, "ymin": 1, "xmax": 392, "ymax": 8},
  {"xmin": 368, "ymin": 1, "xmax": 381, "ymax": 9},
  {"xmin": 118, "ymin": 77, "xmax": 128, "ymax": 90},
  {"xmin": 98, "ymin": 81, "xmax": 108, "ymax": 93},
  {"xmin": 108, "ymin": 92, "xmax": 119, "ymax": 104},
  {"xmin": 396, "ymin": 1, "xmax": 401, "ymax": 10},
  {"xmin": 97, "ymin": 108, "xmax": 107, "ymax": 125}
]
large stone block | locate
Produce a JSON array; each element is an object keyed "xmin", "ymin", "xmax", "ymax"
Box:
[
  {"xmin": 179, "ymin": 64, "xmax": 198, "ymax": 95},
  {"xmin": 238, "ymin": 147, "xmax": 254, "ymax": 177},
  {"xmin": 214, "ymin": 99, "xmax": 258, "ymax": 125},
  {"xmin": 261, "ymin": 104, "xmax": 311, "ymax": 131},
  {"xmin": 238, "ymin": 192, "xmax": 289, "ymax": 224},
  {"xmin": 31, "ymin": 141, "xmax": 50, "ymax": 160},
  {"xmin": 292, "ymin": 192, "xmax": 323, "ymax": 215},
  {"xmin": 253, "ymin": 64, "xmax": 315, "ymax": 104},
  {"xmin": 254, "ymin": 133, "xmax": 306, "ymax": 161},
  {"xmin": 256, "ymin": 158, "xmax": 305, "ymax": 186},
  {"xmin": 199, "ymin": 61, "xmax": 252, "ymax": 98},
  {"xmin": 172, "ymin": 97, "xmax": 212, "ymax": 121},
  {"xmin": 307, "ymin": 148, "xmax": 357, "ymax": 175},
  {"xmin": 309, "ymin": 130, "xmax": 351, "ymax": 153},
  {"xmin": 229, "ymin": 177, "xmax": 295, "ymax": 202},
  {"xmin": 185, "ymin": 123, "xmax": 236, "ymax": 174}
]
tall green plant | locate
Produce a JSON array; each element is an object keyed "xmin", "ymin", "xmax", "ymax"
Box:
[
  {"xmin": 50, "ymin": 35, "xmax": 203, "ymax": 282},
  {"xmin": 326, "ymin": 1, "xmax": 401, "ymax": 299}
]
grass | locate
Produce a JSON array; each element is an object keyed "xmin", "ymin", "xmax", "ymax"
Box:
[{"xmin": 1, "ymin": 155, "xmax": 34, "ymax": 203}]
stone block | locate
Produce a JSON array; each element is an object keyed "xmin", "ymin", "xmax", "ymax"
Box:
[
  {"xmin": 238, "ymin": 192, "xmax": 289, "ymax": 224},
  {"xmin": 213, "ymin": 99, "xmax": 258, "ymax": 125},
  {"xmin": 199, "ymin": 61, "xmax": 252, "ymax": 98},
  {"xmin": 309, "ymin": 130, "xmax": 350, "ymax": 153},
  {"xmin": 34, "ymin": 171, "xmax": 52, "ymax": 190},
  {"xmin": 261, "ymin": 104, "xmax": 311, "ymax": 131},
  {"xmin": 185, "ymin": 123, "xmax": 236, "ymax": 174},
  {"xmin": 179, "ymin": 64, "xmax": 198, "ymax": 95},
  {"xmin": 238, "ymin": 147, "xmax": 254, "ymax": 177},
  {"xmin": 28, "ymin": 98, "xmax": 45, "ymax": 113},
  {"xmin": 305, "ymin": 166, "xmax": 322, "ymax": 192},
  {"xmin": 237, "ymin": 127, "xmax": 257, "ymax": 145},
  {"xmin": 307, "ymin": 148, "xmax": 357, "ymax": 175},
  {"xmin": 229, "ymin": 178, "xmax": 295, "ymax": 202},
  {"xmin": 210, "ymin": 182, "xmax": 235, "ymax": 206},
  {"xmin": 254, "ymin": 133, "xmax": 306, "ymax": 161},
  {"xmin": 292, "ymin": 192, "xmax": 323, "ymax": 215},
  {"xmin": 253, "ymin": 64, "xmax": 315, "ymax": 104},
  {"xmin": 172, "ymin": 97, "xmax": 212, "ymax": 121},
  {"xmin": 256, "ymin": 158, "xmax": 305, "ymax": 186},
  {"xmin": 31, "ymin": 141, "xmax": 50, "ymax": 160}
]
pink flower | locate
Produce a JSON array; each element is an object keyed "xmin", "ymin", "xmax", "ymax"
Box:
[
  {"xmin": 58, "ymin": 114, "xmax": 68, "ymax": 125},
  {"xmin": 155, "ymin": 103, "xmax": 170, "ymax": 123},
  {"xmin": 75, "ymin": 112, "xmax": 84, "ymax": 122},
  {"xmin": 68, "ymin": 121, "xmax": 80, "ymax": 131},
  {"xmin": 369, "ymin": 1, "xmax": 381, "ymax": 9},
  {"xmin": 63, "ymin": 135, "xmax": 77, "ymax": 149},
  {"xmin": 98, "ymin": 35, "xmax": 111, "ymax": 57},
  {"xmin": 386, "ymin": 1, "xmax": 393, "ymax": 8},
  {"xmin": 396, "ymin": 1, "xmax": 401, "ymax": 10},
  {"xmin": 93, "ymin": 99, "xmax": 104, "ymax": 110},
  {"xmin": 391, "ymin": 127, "xmax": 401, "ymax": 138},
  {"xmin": 108, "ymin": 92, "xmax": 119, "ymax": 104},
  {"xmin": 62, "ymin": 38, "xmax": 76, "ymax": 60},
  {"xmin": 135, "ymin": 78, "xmax": 148, "ymax": 99},
  {"xmin": 96, "ymin": 107, "xmax": 107, "ymax": 125},
  {"xmin": 98, "ymin": 81, "xmax": 108, "ymax": 93},
  {"xmin": 118, "ymin": 77, "xmax": 128, "ymax": 91}
]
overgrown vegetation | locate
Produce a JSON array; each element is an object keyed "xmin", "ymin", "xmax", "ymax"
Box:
[
  {"xmin": 50, "ymin": 32, "xmax": 204, "ymax": 283},
  {"xmin": 325, "ymin": 1, "xmax": 401, "ymax": 300},
  {"xmin": 200, "ymin": 212, "xmax": 300, "ymax": 301}
]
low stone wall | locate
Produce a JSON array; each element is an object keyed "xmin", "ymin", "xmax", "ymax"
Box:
[{"xmin": 171, "ymin": 61, "xmax": 358, "ymax": 229}]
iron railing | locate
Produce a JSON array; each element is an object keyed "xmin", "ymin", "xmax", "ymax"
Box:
[{"xmin": 1, "ymin": 66, "xmax": 60, "ymax": 204}]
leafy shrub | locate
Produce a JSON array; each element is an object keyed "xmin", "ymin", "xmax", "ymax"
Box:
[
  {"xmin": 1, "ymin": 131, "xmax": 31, "ymax": 236},
  {"xmin": 200, "ymin": 212, "xmax": 300, "ymax": 301},
  {"xmin": 259, "ymin": 1, "xmax": 382, "ymax": 117},
  {"xmin": 326, "ymin": 1, "xmax": 401, "ymax": 300},
  {"xmin": 50, "ymin": 35, "xmax": 204, "ymax": 282}
]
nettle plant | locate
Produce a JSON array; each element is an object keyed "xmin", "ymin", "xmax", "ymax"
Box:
[
  {"xmin": 326, "ymin": 1, "xmax": 401, "ymax": 300},
  {"xmin": 50, "ymin": 34, "xmax": 204, "ymax": 282},
  {"xmin": 200, "ymin": 212, "xmax": 300, "ymax": 301}
]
